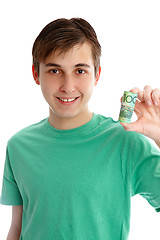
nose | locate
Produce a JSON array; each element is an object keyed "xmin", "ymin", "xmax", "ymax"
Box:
[{"xmin": 60, "ymin": 75, "xmax": 75, "ymax": 94}]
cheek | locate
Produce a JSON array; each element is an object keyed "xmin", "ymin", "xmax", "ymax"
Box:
[
  {"xmin": 40, "ymin": 79, "xmax": 59, "ymax": 96},
  {"xmin": 40, "ymin": 85, "xmax": 50, "ymax": 102},
  {"xmin": 79, "ymin": 79, "xmax": 95, "ymax": 95}
]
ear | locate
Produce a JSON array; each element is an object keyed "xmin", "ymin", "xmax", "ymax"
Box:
[
  {"xmin": 95, "ymin": 66, "xmax": 101, "ymax": 86},
  {"xmin": 32, "ymin": 64, "xmax": 40, "ymax": 85}
]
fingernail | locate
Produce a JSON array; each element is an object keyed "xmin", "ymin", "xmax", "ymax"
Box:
[{"xmin": 155, "ymin": 101, "xmax": 159, "ymax": 105}]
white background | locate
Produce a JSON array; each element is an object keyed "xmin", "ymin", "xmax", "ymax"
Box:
[{"xmin": 0, "ymin": 0, "xmax": 160, "ymax": 239}]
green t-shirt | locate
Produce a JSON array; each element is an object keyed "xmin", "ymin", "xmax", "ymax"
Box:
[{"xmin": 1, "ymin": 113, "xmax": 160, "ymax": 239}]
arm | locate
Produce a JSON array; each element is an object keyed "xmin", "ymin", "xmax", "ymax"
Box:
[
  {"xmin": 120, "ymin": 85, "xmax": 160, "ymax": 148},
  {"xmin": 7, "ymin": 205, "xmax": 23, "ymax": 240}
]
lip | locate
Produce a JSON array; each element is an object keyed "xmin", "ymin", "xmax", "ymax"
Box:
[{"xmin": 56, "ymin": 96, "xmax": 80, "ymax": 105}]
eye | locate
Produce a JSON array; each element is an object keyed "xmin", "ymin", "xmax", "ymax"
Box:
[
  {"xmin": 49, "ymin": 69, "xmax": 60, "ymax": 74},
  {"xmin": 77, "ymin": 69, "xmax": 85, "ymax": 74}
]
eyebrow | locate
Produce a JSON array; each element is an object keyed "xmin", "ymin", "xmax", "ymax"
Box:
[{"xmin": 45, "ymin": 63, "xmax": 91, "ymax": 68}]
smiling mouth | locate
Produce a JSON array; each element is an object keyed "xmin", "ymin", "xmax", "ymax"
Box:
[{"xmin": 56, "ymin": 97, "xmax": 80, "ymax": 103}]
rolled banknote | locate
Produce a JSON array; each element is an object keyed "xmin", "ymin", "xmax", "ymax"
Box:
[{"xmin": 118, "ymin": 91, "xmax": 138, "ymax": 123}]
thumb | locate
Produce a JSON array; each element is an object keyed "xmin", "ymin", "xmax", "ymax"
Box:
[{"xmin": 119, "ymin": 121, "xmax": 142, "ymax": 133}]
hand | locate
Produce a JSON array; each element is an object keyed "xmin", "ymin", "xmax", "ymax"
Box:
[{"xmin": 120, "ymin": 85, "xmax": 160, "ymax": 146}]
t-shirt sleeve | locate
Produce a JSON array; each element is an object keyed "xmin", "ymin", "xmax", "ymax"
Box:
[
  {"xmin": 0, "ymin": 147, "xmax": 23, "ymax": 205},
  {"xmin": 130, "ymin": 134, "xmax": 160, "ymax": 212}
]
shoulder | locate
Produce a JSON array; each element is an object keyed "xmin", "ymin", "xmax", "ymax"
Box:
[
  {"xmin": 98, "ymin": 114, "xmax": 160, "ymax": 160},
  {"xmin": 96, "ymin": 113, "xmax": 152, "ymax": 145},
  {"xmin": 7, "ymin": 118, "xmax": 48, "ymax": 146}
]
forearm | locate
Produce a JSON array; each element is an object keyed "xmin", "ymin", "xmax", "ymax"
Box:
[{"xmin": 7, "ymin": 225, "xmax": 21, "ymax": 240}]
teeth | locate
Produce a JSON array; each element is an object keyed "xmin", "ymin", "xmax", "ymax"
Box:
[{"xmin": 59, "ymin": 98, "xmax": 76, "ymax": 102}]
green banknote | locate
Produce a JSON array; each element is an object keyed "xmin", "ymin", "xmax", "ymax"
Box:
[{"xmin": 118, "ymin": 91, "xmax": 138, "ymax": 123}]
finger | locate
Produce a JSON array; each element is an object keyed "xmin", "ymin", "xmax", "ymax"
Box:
[
  {"xmin": 143, "ymin": 85, "xmax": 153, "ymax": 106},
  {"xmin": 130, "ymin": 87, "xmax": 144, "ymax": 102},
  {"xmin": 152, "ymin": 88, "xmax": 160, "ymax": 106},
  {"xmin": 134, "ymin": 100, "xmax": 144, "ymax": 116},
  {"xmin": 120, "ymin": 121, "xmax": 143, "ymax": 134}
]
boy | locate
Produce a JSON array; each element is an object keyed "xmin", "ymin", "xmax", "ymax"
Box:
[{"xmin": 1, "ymin": 18, "xmax": 160, "ymax": 240}]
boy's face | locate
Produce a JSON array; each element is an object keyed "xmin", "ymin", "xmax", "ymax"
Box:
[{"xmin": 33, "ymin": 42, "xmax": 101, "ymax": 127}]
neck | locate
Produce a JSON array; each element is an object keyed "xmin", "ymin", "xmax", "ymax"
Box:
[{"xmin": 48, "ymin": 110, "xmax": 93, "ymax": 130}]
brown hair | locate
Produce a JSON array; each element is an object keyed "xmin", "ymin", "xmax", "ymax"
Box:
[{"xmin": 32, "ymin": 18, "xmax": 101, "ymax": 76}]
